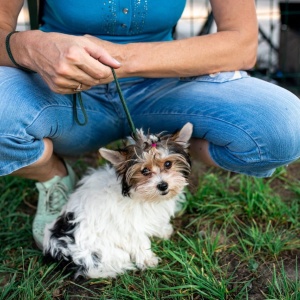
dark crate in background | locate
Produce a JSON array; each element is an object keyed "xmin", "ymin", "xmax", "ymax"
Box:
[{"xmin": 278, "ymin": 2, "xmax": 300, "ymax": 87}]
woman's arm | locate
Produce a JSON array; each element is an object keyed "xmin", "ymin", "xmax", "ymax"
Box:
[{"xmin": 94, "ymin": 0, "xmax": 258, "ymax": 78}]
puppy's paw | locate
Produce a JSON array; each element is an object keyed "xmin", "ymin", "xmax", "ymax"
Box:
[
  {"xmin": 160, "ymin": 225, "xmax": 174, "ymax": 240},
  {"xmin": 144, "ymin": 255, "xmax": 160, "ymax": 268},
  {"xmin": 136, "ymin": 254, "xmax": 160, "ymax": 270}
]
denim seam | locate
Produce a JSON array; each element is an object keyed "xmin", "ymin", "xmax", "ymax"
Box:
[
  {"xmin": 25, "ymin": 101, "xmax": 119, "ymax": 131},
  {"xmin": 24, "ymin": 105, "xmax": 67, "ymax": 140},
  {"xmin": 0, "ymin": 133, "xmax": 34, "ymax": 142},
  {"xmin": 24, "ymin": 103, "xmax": 107, "ymax": 132}
]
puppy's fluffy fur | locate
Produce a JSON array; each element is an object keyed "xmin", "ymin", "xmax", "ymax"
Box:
[{"xmin": 43, "ymin": 122, "xmax": 193, "ymax": 278}]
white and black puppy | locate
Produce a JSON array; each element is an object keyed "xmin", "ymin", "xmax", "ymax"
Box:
[{"xmin": 43, "ymin": 122, "xmax": 193, "ymax": 278}]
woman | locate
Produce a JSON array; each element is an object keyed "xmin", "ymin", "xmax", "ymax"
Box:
[{"xmin": 1, "ymin": 0, "xmax": 300, "ymax": 248}]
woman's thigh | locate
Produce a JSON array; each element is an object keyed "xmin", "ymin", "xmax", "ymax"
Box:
[
  {"xmin": 0, "ymin": 67, "xmax": 122, "ymax": 175},
  {"xmin": 125, "ymin": 72, "xmax": 300, "ymax": 176}
]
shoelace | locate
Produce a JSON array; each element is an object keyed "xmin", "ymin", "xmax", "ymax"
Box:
[{"xmin": 45, "ymin": 181, "xmax": 69, "ymax": 214}]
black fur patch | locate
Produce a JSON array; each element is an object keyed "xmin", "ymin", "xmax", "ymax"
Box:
[
  {"xmin": 45, "ymin": 212, "xmax": 77, "ymax": 260},
  {"xmin": 91, "ymin": 252, "xmax": 102, "ymax": 268},
  {"xmin": 43, "ymin": 253, "xmax": 79, "ymax": 275},
  {"xmin": 50, "ymin": 212, "xmax": 77, "ymax": 241},
  {"xmin": 122, "ymin": 176, "xmax": 131, "ymax": 197}
]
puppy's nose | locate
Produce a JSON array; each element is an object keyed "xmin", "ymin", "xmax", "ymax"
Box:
[{"xmin": 157, "ymin": 181, "xmax": 168, "ymax": 191}]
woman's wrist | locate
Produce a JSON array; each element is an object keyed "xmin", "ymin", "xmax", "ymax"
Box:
[
  {"xmin": 7, "ymin": 30, "xmax": 43, "ymax": 72},
  {"xmin": 5, "ymin": 31, "xmax": 35, "ymax": 72}
]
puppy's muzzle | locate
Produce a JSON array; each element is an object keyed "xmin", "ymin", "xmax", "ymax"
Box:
[{"xmin": 157, "ymin": 181, "xmax": 169, "ymax": 195}]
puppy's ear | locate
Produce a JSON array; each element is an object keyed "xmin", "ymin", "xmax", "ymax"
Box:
[
  {"xmin": 172, "ymin": 122, "xmax": 193, "ymax": 147},
  {"xmin": 99, "ymin": 148, "xmax": 125, "ymax": 165}
]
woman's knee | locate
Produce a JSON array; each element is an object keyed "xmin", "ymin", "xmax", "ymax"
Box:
[
  {"xmin": 258, "ymin": 86, "xmax": 300, "ymax": 163},
  {"xmin": 207, "ymin": 87, "xmax": 300, "ymax": 176},
  {"xmin": 0, "ymin": 68, "xmax": 63, "ymax": 175}
]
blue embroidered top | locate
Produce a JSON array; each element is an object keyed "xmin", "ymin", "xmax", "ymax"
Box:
[{"xmin": 40, "ymin": 0, "xmax": 186, "ymax": 43}]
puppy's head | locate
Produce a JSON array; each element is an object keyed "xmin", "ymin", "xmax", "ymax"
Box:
[{"xmin": 99, "ymin": 122, "xmax": 193, "ymax": 201}]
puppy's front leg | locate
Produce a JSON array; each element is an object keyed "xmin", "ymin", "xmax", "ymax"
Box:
[
  {"xmin": 131, "ymin": 236, "xmax": 160, "ymax": 270},
  {"xmin": 155, "ymin": 223, "xmax": 174, "ymax": 240}
]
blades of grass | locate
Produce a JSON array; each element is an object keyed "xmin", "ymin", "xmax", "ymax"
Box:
[
  {"xmin": 236, "ymin": 219, "xmax": 300, "ymax": 259},
  {"xmin": 264, "ymin": 261, "xmax": 300, "ymax": 299}
]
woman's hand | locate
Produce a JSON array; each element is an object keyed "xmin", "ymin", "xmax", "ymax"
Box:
[{"xmin": 11, "ymin": 31, "xmax": 121, "ymax": 94}]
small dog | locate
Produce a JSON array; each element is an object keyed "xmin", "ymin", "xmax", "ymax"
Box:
[{"xmin": 43, "ymin": 122, "xmax": 193, "ymax": 278}]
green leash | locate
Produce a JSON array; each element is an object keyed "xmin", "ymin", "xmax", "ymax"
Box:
[
  {"xmin": 111, "ymin": 68, "xmax": 137, "ymax": 136},
  {"xmin": 73, "ymin": 92, "xmax": 88, "ymax": 126},
  {"xmin": 73, "ymin": 68, "xmax": 137, "ymax": 136}
]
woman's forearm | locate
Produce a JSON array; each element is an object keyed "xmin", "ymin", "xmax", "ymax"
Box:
[
  {"xmin": 110, "ymin": 0, "xmax": 258, "ymax": 79},
  {"xmin": 119, "ymin": 31, "xmax": 257, "ymax": 79}
]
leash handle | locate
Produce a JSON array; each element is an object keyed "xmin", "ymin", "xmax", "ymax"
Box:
[
  {"xmin": 111, "ymin": 68, "xmax": 137, "ymax": 136},
  {"xmin": 73, "ymin": 92, "xmax": 88, "ymax": 126}
]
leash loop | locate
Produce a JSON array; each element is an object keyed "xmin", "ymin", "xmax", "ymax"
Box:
[{"xmin": 73, "ymin": 92, "xmax": 88, "ymax": 126}]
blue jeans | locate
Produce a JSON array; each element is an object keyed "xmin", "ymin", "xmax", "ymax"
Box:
[{"xmin": 1, "ymin": 67, "xmax": 300, "ymax": 177}]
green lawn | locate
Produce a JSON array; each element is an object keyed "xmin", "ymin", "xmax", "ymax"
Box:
[{"xmin": 1, "ymin": 159, "xmax": 300, "ymax": 300}]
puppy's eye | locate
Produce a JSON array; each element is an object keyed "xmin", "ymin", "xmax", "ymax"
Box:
[
  {"xmin": 141, "ymin": 167, "xmax": 151, "ymax": 176},
  {"xmin": 164, "ymin": 161, "xmax": 172, "ymax": 169}
]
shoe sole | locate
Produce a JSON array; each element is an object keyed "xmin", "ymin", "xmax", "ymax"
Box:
[{"xmin": 33, "ymin": 235, "xmax": 43, "ymax": 250}]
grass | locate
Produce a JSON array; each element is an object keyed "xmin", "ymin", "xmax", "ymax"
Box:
[{"xmin": 1, "ymin": 158, "xmax": 300, "ymax": 300}]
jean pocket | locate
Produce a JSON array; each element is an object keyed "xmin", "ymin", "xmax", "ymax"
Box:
[{"xmin": 180, "ymin": 71, "xmax": 249, "ymax": 83}]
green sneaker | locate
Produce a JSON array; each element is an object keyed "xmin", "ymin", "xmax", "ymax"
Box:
[{"xmin": 32, "ymin": 163, "xmax": 77, "ymax": 250}]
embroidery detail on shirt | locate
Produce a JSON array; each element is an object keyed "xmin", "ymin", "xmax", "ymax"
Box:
[
  {"xmin": 101, "ymin": 0, "xmax": 148, "ymax": 35},
  {"xmin": 130, "ymin": 0, "xmax": 148, "ymax": 35},
  {"xmin": 102, "ymin": 0, "xmax": 117, "ymax": 35}
]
